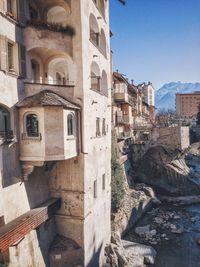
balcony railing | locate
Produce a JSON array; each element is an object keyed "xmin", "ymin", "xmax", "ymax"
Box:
[
  {"xmin": 116, "ymin": 115, "xmax": 130, "ymax": 124},
  {"xmin": 118, "ymin": 131, "xmax": 132, "ymax": 140},
  {"xmin": 25, "ymin": 81, "xmax": 75, "ymax": 99}
]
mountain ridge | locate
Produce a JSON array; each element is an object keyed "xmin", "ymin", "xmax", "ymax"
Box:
[{"xmin": 155, "ymin": 82, "xmax": 200, "ymax": 111}]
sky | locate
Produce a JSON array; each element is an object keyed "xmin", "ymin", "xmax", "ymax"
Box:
[{"xmin": 110, "ymin": 0, "xmax": 200, "ymax": 89}]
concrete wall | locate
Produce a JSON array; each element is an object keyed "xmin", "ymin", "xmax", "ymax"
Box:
[{"xmin": 158, "ymin": 126, "xmax": 190, "ymax": 150}]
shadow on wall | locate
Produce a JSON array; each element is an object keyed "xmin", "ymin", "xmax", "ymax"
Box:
[{"xmin": 87, "ymin": 242, "xmax": 103, "ymax": 267}]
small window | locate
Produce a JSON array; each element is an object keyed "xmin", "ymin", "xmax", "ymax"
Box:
[
  {"xmin": 102, "ymin": 174, "xmax": 105, "ymax": 190},
  {"xmin": 67, "ymin": 114, "xmax": 74, "ymax": 136},
  {"xmin": 102, "ymin": 118, "xmax": 106, "ymax": 136},
  {"xmin": 96, "ymin": 117, "xmax": 100, "ymax": 137},
  {"xmin": 8, "ymin": 42, "xmax": 14, "ymax": 71},
  {"xmin": 7, "ymin": 0, "xmax": 12, "ymax": 13},
  {"xmin": 0, "ymin": 106, "xmax": 10, "ymax": 133},
  {"xmin": 26, "ymin": 114, "xmax": 39, "ymax": 137},
  {"xmin": 91, "ymin": 73, "xmax": 100, "ymax": 91},
  {"xmin": 94, "ymin": 180, "xmax": 97, "ymax": 198}
]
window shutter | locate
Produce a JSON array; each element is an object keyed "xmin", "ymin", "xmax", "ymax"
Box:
[
  {"xmin": 0, "ymin": 35, "xmax": 8, "ymax": 72},
  {"xmin": 19, "ymin": 44, "xmax": 26, "ymax": 78},
  {"xmin": 0, "ymin": 0, "xmax": 5, "ymax": 12},
  {"xmin": 17, "ymin": 0, "xmax": 26, "ymax": 23}
]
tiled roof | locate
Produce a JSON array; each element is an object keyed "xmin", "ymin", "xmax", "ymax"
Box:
[{"xmin": 16, "ymin": 90, "xmax": 80, "ymax": 110}]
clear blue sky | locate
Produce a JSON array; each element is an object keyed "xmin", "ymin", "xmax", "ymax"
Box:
[{"xmin": 110, "ymin": 0, "xmax": 200, "ymax": 89}]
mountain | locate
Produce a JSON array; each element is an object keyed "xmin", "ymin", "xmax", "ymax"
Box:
[{"xmin": 155, "ymin": 82, "xmax": 200, "ymax": 111}]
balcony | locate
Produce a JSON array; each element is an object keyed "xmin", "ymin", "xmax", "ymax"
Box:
[
  {"xmin": 116, "ymin": 115, "xmax": 130, "ymax": 124},
  {"xmin": 24, "ymin": 25, "xmax": 73, "ymax": 56},
  {"xmin": 118, "ymin": 131, "xmax": 132, "ymax": 140},
  {"xmin": 24, "ymin": 82, "xmax": 75, "ymax": 100},
  {"xmin": 114, "ymin": 92, "xmax": 129, "ymax": 103}
]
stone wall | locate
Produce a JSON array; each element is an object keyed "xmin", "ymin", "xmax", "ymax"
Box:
[{"xmin": 158, "ymin": 126, "xmax": 190, "ymax": 150}]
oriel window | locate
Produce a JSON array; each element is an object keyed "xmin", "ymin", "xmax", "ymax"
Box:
[{"xmin": 26, "ymin": 114, "xmax": 39, "ymax": 137}]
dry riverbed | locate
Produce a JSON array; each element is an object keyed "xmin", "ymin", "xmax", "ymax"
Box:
[{"xmin": 124, "ymin": 203, "xmax": 200, "ymax": 267}]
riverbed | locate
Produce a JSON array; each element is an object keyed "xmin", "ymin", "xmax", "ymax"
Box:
[{"xmin": 124, "ymin": 203, "xmax": 200, "ymax": 267}]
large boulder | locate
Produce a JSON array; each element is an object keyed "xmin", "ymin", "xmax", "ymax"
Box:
[{"xmin": 135, "ymin": 145, "xmax": 200, "ymax": 196}]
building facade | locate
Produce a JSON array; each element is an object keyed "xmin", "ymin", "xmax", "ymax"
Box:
[
  {"xmin": 176, "ymin": 92, "xmax": 200, "ymax": 118},
  {"xmin": 0, "ymin": 1, "xmax": 111, "ymax": 266},
  {"xmin": 112, "ymin": 72, "xmax": 155, "ymax": 146}
]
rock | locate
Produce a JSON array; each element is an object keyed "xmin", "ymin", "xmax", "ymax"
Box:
[
  {"xmin": 170, "ymin": 224, "xmax": 184, "ymax": 234},
  {"xmin": 135, "ymin": 145, "xmax": 200, "ymax": 196},
  {"xmin": 111, "ymin": 231, "xmax": 122, "ymax": 247},
  {"xmin": 174, "ymin": 215, "xmax": 181, "ymax": 219},
  {"xmin": 135, "ymin": 225, "xmax": 150, "ymax": 237},
  {"xmin": 122, "ymin": 240, "xmax": 157, "ymax": 265}
]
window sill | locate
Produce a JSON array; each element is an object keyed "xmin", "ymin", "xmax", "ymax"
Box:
[
  {"xmin": 21, "ymin": 133, "xmax": 42, "ymax": 141},
  {"xmin": 66, "ymin": 137, "xmax": 76, "ymax": 141}
]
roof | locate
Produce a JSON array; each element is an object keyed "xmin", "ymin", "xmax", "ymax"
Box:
[
  {"xmin": 113, "ymin": 72, "xmax": 137, "ymax": 94},
  {"xmin": 16, "ymin": 90, "xmax": 80, "ymax": 110}
]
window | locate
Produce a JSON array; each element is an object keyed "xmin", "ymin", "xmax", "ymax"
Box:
[
  {"xmin": 102, "ymin": 174, "xmax": 105, "ymax": 190},
  {"xmin": 0, "ymin": 106, "xmax": 10, "ymax": 133},
  {"xmin": 94, "ymin": 180, "xmax": 97, "ymax": 198},
  {"xmin": 67, "ymin": 114, "xmax": 74, "ymax": 136},
  {"xmin": 91, "ymin": 73, "xmax": 100, "ymax": 91},
  {"xmin": 31, "ymin": 59, "xmax": 40, "ymax": 83},
  {"xmin": 7, "ymin": 0, "xmax": 12, "ymax": 13},
  {"xmin": 26, "ymin": 114, "xmax": 39, "ymax": 137},
  {"xmin": 102, "ymin": 118, "xmax": 106, "ymax": 135},
  {"xmin": 96, "ymin": 117, "xmax": 100, "ymax": 137},
  {"xmin": 8, "ymin": 42, "xmax": 14, "ymax": 71}
]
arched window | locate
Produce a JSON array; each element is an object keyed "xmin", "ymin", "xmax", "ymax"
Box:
[
  {"xmin": 100, "ymin": 29, "xmax": 107, "ymax": 57},
  {"xmin": 91, "ymin": 62, "xmax": 101, "ymax": 91},
  {"xmin": 26, "ymin": 114, "xmax": 39, "ymax": 137},
  {"xmin": 67, "ymin": 114, "xmax": 74, "ymax": 136},
  {"xmin": 101, "ymin": 70, "xmax": 108, "ymax": 95},
  {"xmin": 31, "ymin": 59, "xmax": 40, "ymax": 83},
  {"xmin": 89, "ymin": 14, "xmax": 99, "ymax": 47},
  {"xmin": 0, "ymin": 106, "xmax": 10, "ymax": 133}
]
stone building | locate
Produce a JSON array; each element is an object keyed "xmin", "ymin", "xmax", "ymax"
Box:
[
  {"xmin": 112, "ymin": 72, "xmax": 155, "ymax": 146},
  {"xmin": 176, "ymin": 92, "xmax": 200, "ymax": 118},
  {"xmin": 0, "ymin": 1, "xmax": 111, "ymax": 266}
]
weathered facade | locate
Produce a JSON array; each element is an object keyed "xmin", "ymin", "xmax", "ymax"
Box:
[
  {"xmin": 112, "ymin": 72, "xmax": 155, "ymax": 146},
  {"xmin": 0, "ymin": 1, "xmax": 111, "ymax": 266}
]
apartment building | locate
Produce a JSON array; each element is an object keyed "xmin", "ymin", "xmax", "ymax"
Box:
[
  {"xmin": 176, "ymin": 92, "xmax": 200, "ymax": 118},
  {"xmin": 0, "ymin": 1, "xmax": 111, "ymax": 266},
  {"xmin": 112, "ymin": 72, "xmax": 155, "ymax": 145}
]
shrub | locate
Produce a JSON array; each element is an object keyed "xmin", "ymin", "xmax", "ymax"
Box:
[{"xmin": 111, "ymin": 134, "xmax": 125, "ymax": 212}]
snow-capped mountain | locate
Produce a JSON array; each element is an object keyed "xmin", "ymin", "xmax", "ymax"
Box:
[{"xmin": 155, "ymin": 82, "xmax": 200, "ymax": 111}]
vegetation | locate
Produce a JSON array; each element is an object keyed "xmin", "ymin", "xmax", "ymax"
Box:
[
  {"xmin": 111, "ymin": 133, "xmax": 125, "ymax": 213},
  {"xmin": 27, "ymin": 20, "xmax": 75, "ymax": 36}
]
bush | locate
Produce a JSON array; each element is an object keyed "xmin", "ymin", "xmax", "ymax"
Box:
[{"xmin": 111, "ymin": 134, "xmax": 125, "ymax": 212}]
